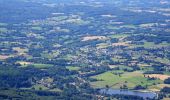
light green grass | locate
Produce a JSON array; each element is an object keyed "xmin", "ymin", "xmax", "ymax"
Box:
[
  {"xmin": 68, "ymin": 18, "xmax": 90, "ymax": 25},
  {"xmin": 109, "ymin": 34, "xmax": 129, "ymax": 39},
  {"xmin": 96, "ymin": 43, "xmax": 109, "ymax": 49},
  {"xmin": 0, "ymin": 28, "xmax": 8, "ymax": 33},
  {"xmin": 62, "ymin": 54, "xmax": 73, "ymax": 60},
  {"xmin": 117, "ymin": 65, "xmax": 133, "ymax": 71},
  {"xmin": 132, "ymin": 41, "xmax": 170, "ymax": 48},
  {"xmin": 66, "ymin": 66, "xmax": 80, "ymax": 71},
  {"xmin": 111, "ymin": 58, "xmax": 127, "ymax": 62},
  {"xmin": 164, "ymin": 72, "xmax": 170, "ymax": 75},
  {"xmin": 21, "ymin": 63, "xmax": 53, "ymax": 69},
  {"xmin": 33, "ymin": 64, "xmax": 53, "ymax": 68},
  {"xmin": 90, "ymin": 71, "xmax": 162, "ymax": 89},
  {"xmin": 32, "ymin": 84, "xmax": 48, "ymax": 90},
  {"xmin": 120, "ymin": 25, "xmax": 136, "ymax": 29},
  {"xmin": 154, "ymin": 57, "xmax": 170, "ymax": 65},
  {"xmin": 51, "ymin": 16, "xmax": 68, "ymax": 21}
]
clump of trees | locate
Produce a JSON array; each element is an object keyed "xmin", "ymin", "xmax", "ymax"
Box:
[
  {"xmin": 133, "ymin": 85, "xmax": 146, "ymax": 90},
  {"xmin": 161, "ymin": 87, "xmax": 170, "ymax": 93},
  {"xmin": 164, "ymin": 78, "xmax": 170, "ymax": 84}
]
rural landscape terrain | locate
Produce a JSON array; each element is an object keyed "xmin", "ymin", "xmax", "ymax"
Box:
[{"xmin": 0, "ymin": 0, "xmax": 170, "ymax": 100}]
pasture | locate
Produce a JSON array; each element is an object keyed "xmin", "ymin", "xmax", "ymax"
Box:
[{"xmin": 90, "ymin": 71, "xmax": 162, "ymax": 89}]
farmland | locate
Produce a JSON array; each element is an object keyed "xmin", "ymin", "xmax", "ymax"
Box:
[
  {"xmin": 0, "ymin": 0, "xmax": 170, "ymax": 99},
  {"xmin": 91, "ymin": 71, "xmax": 162, "ymax": 89}
]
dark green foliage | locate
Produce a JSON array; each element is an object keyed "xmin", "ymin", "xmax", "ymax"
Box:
[
  {"xmin": 161, "ymin": 87, "xmax": 170, "ymax": 93},
  {"xmin": 164, "ymin": 78, "xmax": 170, "ymax": 84}
]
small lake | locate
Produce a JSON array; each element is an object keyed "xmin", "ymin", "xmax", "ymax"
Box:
[{"xmin": 100, "ymin": 89, "xmax": 157, "ymax": 99}]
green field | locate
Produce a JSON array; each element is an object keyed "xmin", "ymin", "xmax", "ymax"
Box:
[
  {"xmin": 0, "ymin": 28, "xmax": 8, "ymax": 33},
  {"xmin": 109, "ymin": 34, "xmax": 129, "ymax": 39},
  {"xmin": 32, "ymin": 84, "xmax": 49, "ymax": 90},
  {"xmin": 66, "ymin": 66, "xmax": 80, "ymax": 71},
  {"xmin": 131, "ymin": 41, "xmax": 170, "ymax": 49},
  {"xmin": 20, "ymin": 63, "xmax": 53, "ymax": 69},
  {"xmin": 90, "ymin": 71, "xmax": 162, "ymax": 89},
  {"xmin": 96, "ymin": 43, "xmax": 110, "ymax": 49}
]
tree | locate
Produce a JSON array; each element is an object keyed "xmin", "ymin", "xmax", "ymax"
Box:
[
  {"xmin": 164, "ymin": 78, "xmax": 170, "ymax": 84},
  {"xmin": 39, "ymin": 87, "xmax": 42, "ymax": 90},
  {"xmin": 105, "ymin": 85, "xmax": 109, "ymax": 88}
]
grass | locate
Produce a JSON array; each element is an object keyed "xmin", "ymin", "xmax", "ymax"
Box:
[
  {"xmin": 32, "ymin": 64, "xmax": 53, "ymax": 69},
  {"xmin": 142, "ymin": 42, "xmax": 155, "ymax": 48},
  {"xmin": 140, "ymin": 66, "xmax": 154, "ymax": 72},
  {"xmin": 111, "ymin": 57, "xmax": 127, "ymax": 62},
  {"xmin": 148, "ymin": 84, "xmax": 170, "ymax": 92},
  {"xmin": 0, "ymin": 28, "xmax": 8, "ymax": 33},
  {"xmin": 90, "ymin": 71, "xmax": 162, "ymax": 89},
  {"xmin": 133, "ymin": 41, "xmax": 155, "ymax": 48},
  {"xmin": 131, "ymin": 41, "xmax": 170, "ymax": 49},
  {"xmin": 17, "ymin": 61, "xmax": 32, "ymax": 65},
  {"xmin": 41, "ymin": 53, "xmax": 54, "ymax": 59},
  {"xmin": 51, "ymin": 16, "xmax": 68, "ymax": 21},
  {"xmin": 49, "ymin": 88, "xmax": 62, "ymax": 92},
  {"xmin": 164, "ymin": 72, "xmax": 170, "ymax": 75},
  {"xmin": 96, "ymin": 43, "xmax": 109, "ymax": 49},
  {"xmin": 139, "ymin": 23, "xmax": 157, "ymax": 27},
  {"xmin": 20, "ymin": 63, "xmax": 53, "ymax": 69},
  {"xmin": 32, "ymin": 84, "xmax": 49, "ymax": 90},
  {"xmin": 62, "ymin": 54, "xmax": 73, "ymax": 60},
  {"xmin": 120, "ymin": 25, "xmax": 136, "ymax": 29},
  {"xmin": 68, "ymin": 18, "xmax": 90, "ymax": 25},
  {"xmin": 107, "ymin": 24, "xmax": 136, "ymax": 30},
  {"xmin": 41, "ymin": 51, "xmax": 60, "ymax": 59},
  {"xmin": 66, "ymin": 66, "xmax": 80, "ymax": 71},
  {"xmin": 117, "ymin": 65, "xmax": 133, "ymax": 71},
  {"xmin": 154, "ymin": 57, "xmax": 170, "ymax": 65},
  {"xmin": 109, "ymin": 34, "xmax": 129, "ymax": 39},
  {"xmin": 13, "ymin": 47, "xmax": 28, "ymax": 56}
]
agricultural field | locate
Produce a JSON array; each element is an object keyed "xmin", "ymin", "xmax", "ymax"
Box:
[
  {"xmin": 91, "ymin": 71, "xmax": 162, "ymax": 89},
  {"xmin": 0, "ymin": 0, "xmax": 170, "ymax": 99}
]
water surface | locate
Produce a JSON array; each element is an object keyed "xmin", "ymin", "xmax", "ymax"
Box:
[{"xmin": 100, "ymin": 89, "xmax": 157, "ymax": 99}]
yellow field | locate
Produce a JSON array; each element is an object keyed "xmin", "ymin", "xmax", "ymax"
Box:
[{"xmin": 145, "ymin": 74, "xmax": 170, "ymax": 80}]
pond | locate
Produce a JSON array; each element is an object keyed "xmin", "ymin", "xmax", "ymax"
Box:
[{"xmin": 100, "ymin": 89, "xmax": 157, "ymax": 99}]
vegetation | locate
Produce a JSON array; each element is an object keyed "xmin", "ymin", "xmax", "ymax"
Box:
[
  {"xmin": 164, "ymin": 78, "xmax": 170, "ymax": 84},
  {"xmin": 0, "ymin": 0, "xmax": 170, "ymax": 99}
]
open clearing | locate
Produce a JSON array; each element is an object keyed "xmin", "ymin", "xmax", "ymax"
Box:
[
  {"xmin": 66, "ymin": 66, "xmax": 80, "ymax": 71},
  {"xmin": 16, "ymin": 61, "xmax": 32, "ymax": 65},
  {"xmin": 13, "ymin": 47, "xmax": 28, "ymax": 55},
  {"xmin": 145, "ymin": 74, "xmax": 170, "ymax": 80},
  {"xmin": 112, "ymin": 42, "xmax": 130, "ymax": 46},
  {"xmin": 0, "ymin": 55, "xmax": 12, "ymax": 60},
  {"xmin": 148, "ymin": 84, "xmax": 170, "ymax": 92},
  {"xmin": 90, "ymin": 71, "xmax": 162, "ymax": 89},
  {"xmin": 82, "ymin": 36, "xmax": 107, "ymax": 41},
  {"xmin": 18, "ymin": 62, "xmax": 53, "ymax": 69}
]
